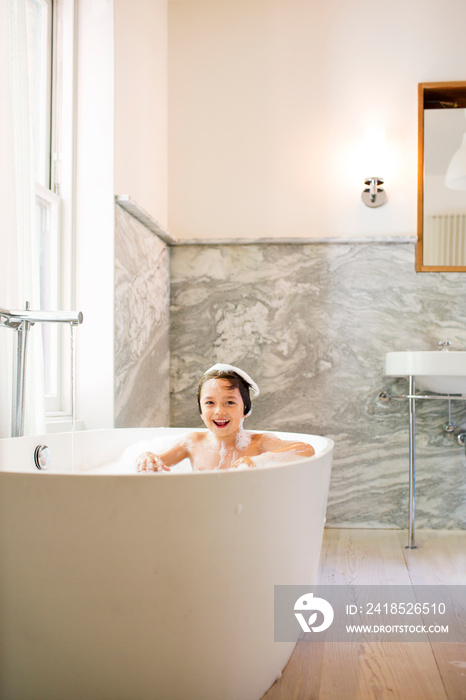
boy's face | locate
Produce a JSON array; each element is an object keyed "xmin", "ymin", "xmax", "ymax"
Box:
[{"xmin": 200, "ymin": 378, "xmax": 245, "ymax": 439}]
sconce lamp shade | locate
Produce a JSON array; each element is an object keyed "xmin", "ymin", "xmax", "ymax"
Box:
[{"xmin": 445, "ymin": 133, "xmax": 466, "ymax": 191}]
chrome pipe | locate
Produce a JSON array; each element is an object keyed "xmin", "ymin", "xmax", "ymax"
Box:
[
  {"xmin": 0, "ymin": 307, "xmax": 83, "ymax": 328},
  {"xmin": 379, "ymin": 391, "xmax": 466, "ymax": 401},
  {"xmin": 12, "ymin": 318, "xmax": 30, "ymax": 437},
  {"xmin": 407, "ymin": 375, "xmax": 416, "ymax": 549},
  {"xmin": 1, "ymin": 304, "xmax": 84, "ymax": 437}
]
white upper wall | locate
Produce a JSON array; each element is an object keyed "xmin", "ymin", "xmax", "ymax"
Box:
[
  {"xmin": 114, "ymin": 0, "xmax": 168, "ymax": 226},
  {"xmin": 167, "ymin": 0, "xmax": 466, "ymax": 240}
]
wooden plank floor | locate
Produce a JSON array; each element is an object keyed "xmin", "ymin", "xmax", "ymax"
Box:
[{"xmin": 262, "ymin": 529, "xmax": 466, "ymax": 700}]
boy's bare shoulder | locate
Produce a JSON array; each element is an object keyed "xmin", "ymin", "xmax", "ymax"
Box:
[
  {"xmin": 250, "ymin": 431, "xmax": 282, "ymax": 451},
  {"xmin": 179, "ymin": 431, "xmax": 209, "ymax": 446}
]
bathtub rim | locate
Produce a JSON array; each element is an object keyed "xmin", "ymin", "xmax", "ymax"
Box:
[{"xmin": 0, "ymin": 426, "xmax": 334, "ymax": 475}]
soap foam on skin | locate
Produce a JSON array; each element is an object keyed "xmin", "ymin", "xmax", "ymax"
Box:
[
  {"xmin": 251, "ymin": 449, "xmax": 300, "ymax": 467},
  {"xmin": 235, "ymin": 421, "xmax": 251, "ymax": 451},
  {"xmin": 217, "ymin": 441, "xmax": 228, "ymax": 469},
  {"xmin": 181, "ymin": 436, "xmax": 194, "ymax": 450}
]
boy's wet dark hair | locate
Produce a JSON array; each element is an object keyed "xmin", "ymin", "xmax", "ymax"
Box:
[{"xmin": 197, "ymin": 368, "xmax": 253, "ymax": 416}]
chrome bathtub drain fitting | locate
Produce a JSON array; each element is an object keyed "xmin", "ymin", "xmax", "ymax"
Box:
[{"xmin": 34, "ymin": 445, "xmax": 51, "ymax": 470}]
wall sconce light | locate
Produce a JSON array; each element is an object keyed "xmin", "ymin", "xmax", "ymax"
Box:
[
  {"xmin": 361, "ymin": 177, "xmax": 387, "ymax": 207},
  {"xmin": 360, "ymin": 128, "xmax": 388, "ymax": 207}
]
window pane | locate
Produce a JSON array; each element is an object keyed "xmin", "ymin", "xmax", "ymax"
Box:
[
  {"xmin": 36, "ymin": 186, "xmax": 61, "ymax": 407},
  {"xmin": 26, "ymin": 0, "xmax": 74, "ymax": 420},
  {"xmin": 25, "ymin": 0, "xmax": 52, "ymax": 187}
]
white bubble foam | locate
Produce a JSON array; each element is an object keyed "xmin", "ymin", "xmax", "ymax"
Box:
[{"xmin": 235, "ymin": 425, "xmax": 251, "ymax": 451}]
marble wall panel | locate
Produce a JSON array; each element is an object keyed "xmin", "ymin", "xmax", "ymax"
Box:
[
  {"xmin": 169, "ymin": 242, "xmax": 466, "ymax": 530},
  {"xmin": 114, "ymin": 204, "xmax": 170, "ymax": 427}
]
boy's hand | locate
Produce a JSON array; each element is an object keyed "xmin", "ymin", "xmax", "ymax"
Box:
[
  {"xmin": 136, "ymin": 451, "xmax": 171, "ymax": 473},
  {"xmin": 231, "ymin": 456, "xmax": 255, "ymax": 469}
]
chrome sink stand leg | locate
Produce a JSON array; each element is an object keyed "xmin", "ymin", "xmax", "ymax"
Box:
[{"xmin": 407, "ymin": 375, "xmax": 416, "ymax": 548}]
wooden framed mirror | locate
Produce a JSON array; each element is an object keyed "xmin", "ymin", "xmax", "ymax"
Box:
[{"xmin": 417, "ymin": 81, "xmax": 466, "ymax": 272}]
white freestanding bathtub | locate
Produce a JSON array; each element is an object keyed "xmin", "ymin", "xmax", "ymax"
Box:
[{"xmin": 0, "ymin": 427, "xmax": 333, "ymax": 700}]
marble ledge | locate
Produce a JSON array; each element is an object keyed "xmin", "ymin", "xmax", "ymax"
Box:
[
  {"xmin": 115, "ymin": 195, "xmax": 176, "ymax": 245},
  {"xmin": 174, "ymin": 235, "xmax": 417, "ymax": 246},
  {"xmin": 115, "ymin": 197, "xmax": 416, "ymax": 247}
]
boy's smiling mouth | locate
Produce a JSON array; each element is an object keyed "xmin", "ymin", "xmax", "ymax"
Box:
[{"xmin": 213, "ymin": 419, "xmax": 230, "ymax": 427}]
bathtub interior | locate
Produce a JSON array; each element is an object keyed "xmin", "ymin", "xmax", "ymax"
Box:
[{"xmin": 0, "ymin": 426, "xmax": 332, "ymax": 474}]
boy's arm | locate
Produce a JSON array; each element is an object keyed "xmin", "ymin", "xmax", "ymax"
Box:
[
  {"xmin": 267, "ymin": 440, "xmax": 315, "ymax": 457},
  {"xmin": 159, "ymin": 440, "xmax": 192, "ymax": 466},
  {"xmin": 232, "ymin": 434, "xmax": 314, "ymax": 469},
  {"xmin": 136, "ymin": 434, "xmax": 194, "ymax": 472},
  {"xmin": 257, "ymin": 433, "xmax": 315, "ymax": 457}
]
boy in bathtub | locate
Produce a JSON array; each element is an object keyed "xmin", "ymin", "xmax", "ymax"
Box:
[{"xmin": 136, "ymin": 363, "xmax": 314, "ymax": 473}]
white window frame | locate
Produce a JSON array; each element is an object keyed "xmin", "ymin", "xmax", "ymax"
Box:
[
  {"xmin": 36, "ymin": 183, "xmax": 62, "ymax": 412},
  {"xmin": 28, "ymin": 0, "xmax": 76, "ymax": 425},
  {"xmin": 48, "ymin": 0, "xmax": 76, "ymax": 425}
]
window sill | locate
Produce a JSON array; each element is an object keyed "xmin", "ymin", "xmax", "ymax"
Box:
[{"xmin": 46, "ymin": 415, "xmax": 85, "ymax": 433}]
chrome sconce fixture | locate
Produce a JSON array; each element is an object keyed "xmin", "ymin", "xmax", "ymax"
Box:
[
  {"xmin": 360, "ymin": 128, "xmax": 389, "ymax": 207},
  {"xmin": 361, "ymin": 177, "xmax": 387, "ymax": 207}
]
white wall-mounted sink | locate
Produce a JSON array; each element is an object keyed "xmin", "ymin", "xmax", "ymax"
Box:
[{"xmin": 385, "ymin": 351, "xmax": 466, "ymax": 395}]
